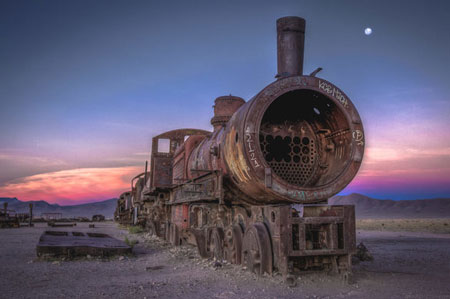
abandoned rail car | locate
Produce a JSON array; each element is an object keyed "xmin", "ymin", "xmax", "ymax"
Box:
[
  {"xmin": 115, "ymin": 16, "xmax": 364, "ymax": 280},
  {"xmin": 1, "ymin": 202, "xmax": 33, "ymax": 228}
]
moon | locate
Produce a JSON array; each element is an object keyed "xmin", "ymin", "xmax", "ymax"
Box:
[{"xmin": 364, "ymin": 27, "xmax": 372, "ymax": 35}]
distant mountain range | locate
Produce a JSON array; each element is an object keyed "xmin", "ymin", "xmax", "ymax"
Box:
[
  {"xmin": 0, "ymin": 197, "xmax": 117, "ymax": 218},
  {"xmin": 330, "ymin": 193, "xmax": 450, "ymax": 218},
  {"xmin": 1, "ymin": 193, "xmax": 449, "ymax": 219}
]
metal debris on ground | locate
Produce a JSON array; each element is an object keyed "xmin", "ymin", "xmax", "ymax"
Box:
[
  {"xmin": 47, "ymin": 222, "xmax": 76, "ymax": 227},
  {"xmin": 92, "ymin": 214, "xmax": 105, "ymax": 222},
  {"xmin": 36, "ymin": 231, "xmax": 132, "ymax": 258}
]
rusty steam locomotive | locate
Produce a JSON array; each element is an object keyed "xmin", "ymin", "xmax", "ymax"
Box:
[{"xmin": 115, "ymin": 16, "xmax": 364, "ymax": 279}]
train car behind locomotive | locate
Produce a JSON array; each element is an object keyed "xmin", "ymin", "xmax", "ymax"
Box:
[{"xmin": 116, "ymin": 16, "xmax": 365, "ymax": 281}]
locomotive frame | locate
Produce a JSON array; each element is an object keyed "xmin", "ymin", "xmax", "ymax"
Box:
[{"xmin": 115, "ymin": 16, "xmax": 364, "ymax": 281}]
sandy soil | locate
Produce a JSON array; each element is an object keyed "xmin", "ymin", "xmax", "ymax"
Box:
[
  {"xmin": 356, "ymin": 218, "xmax": 450, "ymax": 234},
  {"xmin": 1, "ymin": 222, "xmax": 449, "ymax": 299}
]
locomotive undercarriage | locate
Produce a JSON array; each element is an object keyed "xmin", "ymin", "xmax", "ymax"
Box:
[{"xmin": 139, "ymin": 173, "xmax": 355, "ymax": 280}]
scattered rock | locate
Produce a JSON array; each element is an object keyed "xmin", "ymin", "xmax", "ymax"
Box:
[
  {"xmin": 119, "ymin": 256, "xmax": 125, "ymax": 261},
  {"xmin": 214, "ymin": 291, "xmax": 236, "ymax": 298},
  {"xmin": 146, "ymin": 265, "xmax": 164, "ymax": 271},
  {"xmin": 285, "ymin": 275, "xmax": 297, "ymax": 287},
  {"xmin": 354, "ymin": 242, "xmax": 373, "ymax": 261},
  {"xmin": 1, "ymin": 221, "xmax": 447, "ymax": 298}
]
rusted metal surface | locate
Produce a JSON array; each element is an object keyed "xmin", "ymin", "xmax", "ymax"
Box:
[
  {"xmin": 171, "ymin": 171, "xmax": 222, "ymax": 204},
  {"xmin": 150, "ymin": 129, "xmax": 211, "ymax": 191},
  {"xmin": 114, "ymin": 15, "xmax": 362, "ymax": 281},
  {"xmin": 288, "ymin": 205, "xmax": 355, "ymax": 256},
  {"xmin": 211, "ymin": 95, "xmax": 245, "ymax": 131},
  {"xmin": 114, "ymin": 192, "xmax": 133, "ymax": 225},
  {"xmin": 223, "ymin": 225, "xmax": 243, "ymax": 264},
  {"xmin": 276, "ymin": 16, "xmax": 305, "ymax": 78},
  {"xmin": 183, "ymin": 81, "xmax": 364, "ymax": 205},
  {"xmin": 242, "ymin": 223, "xmax": 273, "ymax": 275},
  {"xmin": 172, "ymin": 135, "xmax": 206, "ymax": 183},
  {"xmin": 36, "ymin": 231, "xmax": 131, "ymax": 257},
  {"xmin": 222, "ymin": 76, "xmax": 364, "ymax": 204}
]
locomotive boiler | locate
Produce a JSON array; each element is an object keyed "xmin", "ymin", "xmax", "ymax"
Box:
[{"xmin": 116, "ymin": 16, "xmax": 364, "ymax": 280}]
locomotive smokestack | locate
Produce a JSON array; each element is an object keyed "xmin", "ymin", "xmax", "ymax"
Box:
[{"xmin": 276, "ymin": 16, "xmax": 305, "ymax": 78}]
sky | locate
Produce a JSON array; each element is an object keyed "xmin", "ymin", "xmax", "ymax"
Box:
[{"xmin": 0, "ymin": 0, "xmax": 449, "ymax": 205}]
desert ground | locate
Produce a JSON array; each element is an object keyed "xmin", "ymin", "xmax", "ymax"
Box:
[
  {"xmin": 356, "ymin": 218, "xmax": 450, "ymax": 234},
  {"xmin": 1, "ymin": 221, "xmax": 449, "ymax": 299}
]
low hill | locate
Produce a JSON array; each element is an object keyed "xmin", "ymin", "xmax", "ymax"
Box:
[
  {"xmin": 2, "ymin": 194, "xmax": 449, "ymax": 219},
  {"xmin": 330, "ymin": 193, "xmax": 450, "ymax": 218},
  {"xmin": 0, "ymin": 197, "xmax": 117, "ymax": 218},
  {"xmin": 0, "ymin": 197, "xmax": 19, "ymax": 203}
]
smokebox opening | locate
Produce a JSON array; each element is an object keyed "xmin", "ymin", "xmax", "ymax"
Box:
[{"xmin": 259, "ymin": 89, "xmax": 352, "ymax": 187}]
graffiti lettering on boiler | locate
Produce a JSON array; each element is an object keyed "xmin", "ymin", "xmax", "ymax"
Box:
[
  {"xmin": 245, "ymin": 126, "xmax": 261, "ymax": 168},
  {"xmin": 318, "ymin": 80, "xmax": 349, "ymax": 108},
  {"xmin": 352, "ymin": 130, "xmax": 364, "ymax": 146}
]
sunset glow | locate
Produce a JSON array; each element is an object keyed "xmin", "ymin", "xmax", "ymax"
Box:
[
  {"xmin": 0, "ymin": 166, "xmax": 141, "ymax": 205},
  {"xmin": 1, "ymin": 141, "xmax": 449, "ymax": 204}
]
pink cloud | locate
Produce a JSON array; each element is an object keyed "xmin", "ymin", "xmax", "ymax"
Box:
[{"xmin": 0, "ymin": 166, "xmax": 142, "ymax": 205}]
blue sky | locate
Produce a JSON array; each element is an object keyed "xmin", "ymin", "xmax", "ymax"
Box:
[{"xmin": 1, "ymin": 0, "xmax": 449, "ymax": 203}]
